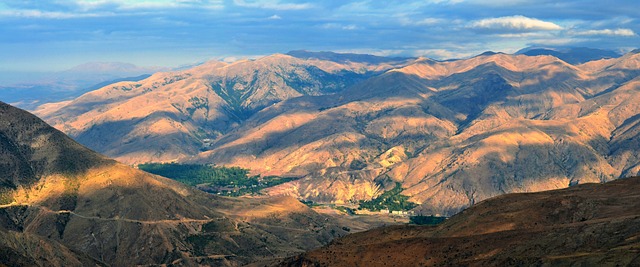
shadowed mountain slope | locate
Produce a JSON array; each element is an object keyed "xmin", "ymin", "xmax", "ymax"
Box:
[
  {"xmin": 279, "ymin": 176, "xmax": 640, "ymax": 266},
  {"xmin": 0, "ymin": 102, "xmax": 348, "ymax": 266},
  {"xmin": 35, "ymin": 54, "xmax": 411, "ymax": 164},
  {"xmin": 193, "ymin": 52, "xmax": 640, "ymax": 215},
  {"xmin": 35, "ymin": 51, "xmax": 640, "ymax": 216}
]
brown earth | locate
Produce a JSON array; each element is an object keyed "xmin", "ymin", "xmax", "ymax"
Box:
[
  {"xmin": 193, "ymin": 51, "xmax": 640, "ymax": 215},
  {"xmin": 0, "ymin": 101, "xmax": 350, "ymax": 266},
  {"xmin": 278, "ymin": 176, "xmax": 640, "ymax": 266},
  {"xmin": 34, "ymin": 51, "xmax": 640, "ymax": 215},
  {"xmin": 35, "ymin": 54, "xmax": 409, "ymax": 164}
]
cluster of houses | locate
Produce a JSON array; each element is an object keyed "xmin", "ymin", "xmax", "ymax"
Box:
[{"xmin": 354, "ymin": 209, "xmax": 415, "ymax": 216}]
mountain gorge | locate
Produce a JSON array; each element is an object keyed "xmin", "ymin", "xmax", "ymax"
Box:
[
  {"xmin": 35, "ymin": 53, "xmax": 410, "ymax": 164},
  {"xmin": 0, "ymin": 102, "xmax": 349, "ymax": 266},
  {"xmin": 35, "ymin": 50, "xmax": 640, "ymax": 216}
]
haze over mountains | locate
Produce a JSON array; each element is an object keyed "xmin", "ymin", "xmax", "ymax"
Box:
[
  {"xmin": 34, "ymin": 48, "xmax": 640, "ymax": 216},
  {"xmin": 0, "ymin": 62, "xmax": 166, "ymax": 110},
  {"xmin": 515, "ymin": 47, "xmax": 622, "ymax": 64}
]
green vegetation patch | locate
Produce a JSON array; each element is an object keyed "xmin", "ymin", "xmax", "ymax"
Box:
[
  {"xmin": 138, "ymin": 163, "xmax": 297, "ymax": 196},
  {"xmin": 0, "ymin": 189, "xmax": 13, "ymax": 205},
  {"xmin": 358, "ymin": 182, "xmax": 417, "ymax": 212}
]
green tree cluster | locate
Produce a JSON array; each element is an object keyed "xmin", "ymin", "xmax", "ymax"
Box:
[
  {"xmin": 138, "ymin": 163, "xmax": 296, "ymax": 196},
  {"xmin": 358, "ymin": 182, "xmax": 417, "ymax": 211}
]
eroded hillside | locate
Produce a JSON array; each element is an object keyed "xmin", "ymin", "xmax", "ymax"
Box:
[
  {"xmin": 36, "ymin": 51, "xmax": 640, "ymax": 215},
  {"xmin": 279, "ymin": 176, "xmax": 640, "ymax": 266},
  {"xmin": 0, "ymin": 102, "xmax": 349, "ymax": 266}
]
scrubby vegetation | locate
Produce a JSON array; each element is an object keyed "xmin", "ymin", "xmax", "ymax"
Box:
[
  {"xmin": 409, "ymin": 215, "xmax": 447, "ymax": 225},
  {"xmin": 0, "ymin": 189, "xmax": 13, "ymax": 205},
  {"xmin": 138, "ymin": 163, "xmax": 296, "ymax": 196},
  {"xmin": 358, "ymin": 182, "xmax": 417, "ymax": 212},
  {"xmin": 335, "ymin": 205, "xmax": 356, "ymax": 215}
]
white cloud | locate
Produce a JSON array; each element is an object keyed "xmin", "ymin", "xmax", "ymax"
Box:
[
  {"xmin": 0, "ymin": 0, "xmax": 224, "ymax": 19},
  {"xmin": 72, "ymin": 0, "xmax": 223, "ymax": 10},
  {"xmin": 427, "ymin": 0, "xmax": 465, "ymax": 4},
  {"xmin": 494, "ymin": 32, "xmax": 549, "ymax": 38},
  {"xmin": 219, "ymin": 54, "xmax": 266, "ymax": 63},
  {"xmin": 465, "ymin": 0, "xmax": 534, "ymax": 6},
  {"xmin": 267, "ymin": 14, "xmax": 281, "ymax": 20},
  {"xmin": 321, "ymin": 23, "xmax": 360, "ymax": 30},
  {"xmin": 0, "ymin": 9, "xmax": 112, "ymax": 19},
  {"xmin": 415, "ymin": 18, "xmax": 444, "ymax": 25},
  {"xmin": 573, "ymin": 28, "xmax": 636, "ymax": 36},
  {"xmin": 341, "ymin": 24, "xmax": 359, "ymax": 30},
  {"xmin": 399, "ymin": 17, "xmax": 445, "ymax": 26},
  {"xmin": 233, "ymin": 0, "xmax": 313, "ymax": 10},
  {"xmin": 470, "ymin": 15, "xmax": 562, "ymax": 32}
]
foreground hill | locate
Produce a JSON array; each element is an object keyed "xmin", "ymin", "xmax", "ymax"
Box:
[
  {"xmin": 280, "ymin": 176, "xmax": 640, "ymax": 266},
  {"xmin": 35, "ymin": 50, "xmax": 640, "ymax": 215},
  {"xmin": 0, "ymin": 101, "xmax": 347, "ymax": 266}
]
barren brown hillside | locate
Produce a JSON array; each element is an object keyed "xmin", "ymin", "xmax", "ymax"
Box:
[
  {"xmin": 35, "ymin": 53, "xmax": 410, "ymax": 164},
  {"xmin": 192, "ymin": 52, "xmax": 640, "ymax": 215},
  {"xmin": 35, "ymin": 51, "xmax": 640, "ymax": 215},
  {"xmin": 0, "ymin": 101, "xmax": 349, "ymax": 266},
  {"xmin": 279, "ymin": 176, "xmax": 640, "ymax": 266}
]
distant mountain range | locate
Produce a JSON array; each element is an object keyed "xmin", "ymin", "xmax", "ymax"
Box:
[
  {"xmin": 286, "ymin": 50, "xmax": 412, "ymax": 64},
  {"xmin": 34, "ymin": 48, "xmax": 640, "ymax": 216},
  {"xmin": 515, "ymin": 46, "xmax": 622, "ymax": 64},
  {"xmin": 0, "ymin": 62, "xmax": 167, "ymax": 110}
]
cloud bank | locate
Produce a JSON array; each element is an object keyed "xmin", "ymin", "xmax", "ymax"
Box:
[
  {"xmin": 470, "ymin": 15, "xmax": 562, "ymax": 32},
  {"xmin": 0, "ymin": 0, "xmax": 638, "ymax": 74}
]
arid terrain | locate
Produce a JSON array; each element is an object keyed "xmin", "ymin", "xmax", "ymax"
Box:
[
  {"xmin": 0, "ymin": 101, "xmax": 350, "ymax": 266},
  {"xmin": 279, "ymin": 176, "xmax": 640, "ymax": 266},
  {"xmin": 35, "ymin": 50, "xmax": 640, "ymax": 215},
  {"xmin": 4, "ymin": 0, "xmax": 640, "ymax": 265}
]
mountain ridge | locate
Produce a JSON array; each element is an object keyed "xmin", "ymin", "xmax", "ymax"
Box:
[
  {"xmin": 515, "ymin": 46, "xmax": 622, "ymax": 64},
  {"xmin": 34, "ymin": 49, "xmax": 640, "ymax": 216}
]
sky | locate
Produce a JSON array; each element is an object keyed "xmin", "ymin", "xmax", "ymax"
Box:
[{"xmin": 0, "ymin": 0, "xmax": 638, "ymax": 74}]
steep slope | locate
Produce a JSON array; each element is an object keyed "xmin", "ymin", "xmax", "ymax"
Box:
[
  {"xmin": 193, "ymin": 52, "xmax": 640, "ymax": 215},
  {"xmin": 280, "ymin": 176, "xmax": 640, "ymax": 266},
  {"xmin": 35, "ymin": 51, "xmax": 640, "ymax": 216},
  {"xmin": 0, "ymin": 101, "xmax": 348, "ymax": 266},
  {"xmin": 35, "ymin": 54, "xmax": 410, "ymax": 163}
]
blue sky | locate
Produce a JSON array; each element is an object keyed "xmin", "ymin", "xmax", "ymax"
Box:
[{"xmin": 1, "ymin": 0, "xmax": 638, "ymax": 73}]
